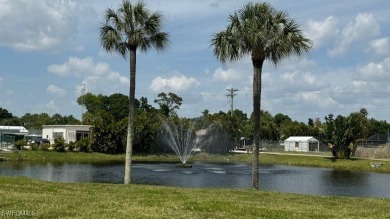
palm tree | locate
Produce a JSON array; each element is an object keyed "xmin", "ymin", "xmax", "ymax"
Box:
[
  {"xmin": 100, "ymin": 0, "xmax": 169, "ymax": 184},
  {"xmin": 211, "ymin": 2, "xmax": 311, "ymax": 189}
]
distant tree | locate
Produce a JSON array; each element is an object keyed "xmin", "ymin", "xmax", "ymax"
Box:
[
  {"xmin": 77, "ymin": 93, "xmax": 105, "ymax": 115},
  {"xmin": 274, "ymin": 113, "xmax": 292, "ymax": 126},
  {"xmin": 154, "ymin": 92, "xmax": 183, "ymax": 117},
  {"xmin": 0, "ymin": 107, "xmax": 20, "ymax": 125},
  {"xmin": 78, "ymin": 93, "xmax": 128, "ymax": 121},
  {"xmin": 138, "ymin": 97, "xmax": 154, "ymax": 113},
  {"xmin": 104, "ymin": 93, "xmax": 129, "ymax": 121},
  {"xmin": 63, "ymin": 115, "xmax": 81, "ymax": 125},
  {"xmin": 260, "ymin": 111, "xmax": 279, "ymax": 141},
  {"xmin": 133, "ymin": 110, "xmax": 162, "ymax": 153},
  {"xmin": 232, "ymin": 109, "xmax": 248, "ymax": 121},
  {"xmin": 90, "ymin": 111, "xmax": 126, "ymax": 154},
  {"xmin": 368, "ymin": 118, "xmax": 390, "ymax": 136},
  {"xmin": 308, "ymin": 118, "xmax": 314, "ymax": 127},
  {"xmin": 20, "ymin": 113, "xmax": 51, "ymax": 130},
  {"xmin": 51, "ymin": 113, "xmax": 64, "ymax": 125},
  {"xmin": 1, "ymin": 117, "xmax": 21, "ymax": 126},
  {"xmin": 0, "ymin": 107, "xmax": 13, "ymax": 120},
  {"xmin": 202, "ymin": 109, "xmax": 209, "ymax": 117}
]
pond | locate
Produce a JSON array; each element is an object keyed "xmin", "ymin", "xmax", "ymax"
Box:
[{"xmin": 1, "ymin": 161, "xmax": 389, "ymax": 198}]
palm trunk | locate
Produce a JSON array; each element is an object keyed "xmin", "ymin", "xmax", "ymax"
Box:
[
  {"xmin": 252, "ymin": 56, "xmax": 264, "ymax": 190},
  {"xmin": 124, "ymin": 48, "xmax": 136, "ymax": 184}
]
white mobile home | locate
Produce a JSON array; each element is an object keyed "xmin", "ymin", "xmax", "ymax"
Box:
[
  {"xmin": 284, "ymin": 136, "xmax": 319, "ymax": 152},
  {"xmin": 42, "ymin": 125, "xmax": 92, "ymax": 144}
]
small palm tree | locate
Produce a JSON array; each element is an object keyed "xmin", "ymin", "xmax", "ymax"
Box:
[
  {"xmin": 100, "ymin": 0, "xmax": 169, "ymax": 184},
  {"xmin": 211, "ymin": 2, "xmax": 311, "ymax": 189}
]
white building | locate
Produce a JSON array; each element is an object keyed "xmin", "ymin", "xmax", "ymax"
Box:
[
  {"xmin": 42, "ymin": 125, "xmax": 92, "ymax": 144},
  {"xmin": 284, "ymin": 136, "xmax": 319, "ymax": 152}
]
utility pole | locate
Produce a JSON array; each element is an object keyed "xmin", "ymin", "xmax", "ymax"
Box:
[
  {"xmin": 80, "ymin": 81, "xmax": 87, "ymax": 124},
  {"xmin": 226, "ymin": 87, "xmax": 239, "ymax": 116}
]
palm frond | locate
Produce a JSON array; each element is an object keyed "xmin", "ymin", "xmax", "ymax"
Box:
[
  {"xmin": 150, "ymin": 32, "xmax": 170, "ymax": 52},
  {"xmin": 100, "ymin": 25, "xmax": 122, "ymax": 52},
  {"xmin": 99, "ymin": 0, "xmax": 169, "ymax": 57},
  {"xmin": 211, "ymin": 2, "xmax": 311, "ymax": 66}
]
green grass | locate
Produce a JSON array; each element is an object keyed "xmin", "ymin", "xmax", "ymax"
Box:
[
  {"xmin": 1, "ymin": 151, "xmax": 389, "ymax": 218},
  {"xmin": 0, "ymin": 176, "xmax": 389, "ymax": 218},
  {"xmin": 1, "ymin": 150, "xmax": 390, "ymax": 173}
]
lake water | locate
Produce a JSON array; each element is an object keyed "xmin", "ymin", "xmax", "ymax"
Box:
[{"xmin": 1, "ymin": 161, "xmax": 389, "ymax": 198}]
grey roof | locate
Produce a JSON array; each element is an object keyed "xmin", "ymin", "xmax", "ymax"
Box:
[
  {"xmin": 0, "ymin": 126, "xmax": 29, "ymax": 133},
  {"xmin": 284, "ymin": 136, "xmax": 319, "ymax": 142}
]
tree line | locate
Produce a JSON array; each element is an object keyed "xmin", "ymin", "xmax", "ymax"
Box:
[
  {"xmin": 3, "ymin": 92, "xmax": 389, "ymax": 159},
  {"xmin": 0, "ymin": 107, "xmax": 80, "ymax": 130}
]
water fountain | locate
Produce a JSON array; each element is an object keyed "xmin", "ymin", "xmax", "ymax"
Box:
[
  {"xmin": 159, "ymin": 118, "xmax": 233, "ymax": 167},
  {"xmin": 159, "ymin": 118, "xmax": 203, "ymax": 167}
]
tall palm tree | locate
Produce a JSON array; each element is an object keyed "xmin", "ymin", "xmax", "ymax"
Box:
[
  {"xmin": 100, "ymin": 0, "xmax": 169, "ymax": 184},
  {"xmin": 211, "ymin": 2, "xmax": 311, "ymax": 189}
]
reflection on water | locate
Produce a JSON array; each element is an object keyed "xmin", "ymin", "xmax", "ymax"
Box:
[{"xmin": 1, "ymin": 161, "xmax": 389, "ymax": 198}]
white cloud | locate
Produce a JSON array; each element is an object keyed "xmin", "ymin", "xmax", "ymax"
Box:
[
  {"xmin": 306, "ymin": 16, "xmax": 339, "ymax": 49},
  {"xmin": 149, "ymin": 75, "xmax": 200, "ymax": 92},
  {"xmin": 353, "ymin": 58, "xmax": 390, "ymax": 81},
  {"xmin": 48, "ymin": 56, "xmax": 93, "ymax": 77},
  {"xmin": 369, "ymin": 37, "xmax": 389, "ymax": 55},
  {"xmin": 47, "ymin": 56, "xmax": 129, "ymax": 88},
  {"xmin": 329, "ymin": 13, "xmax": 380, "ymax": 56},
  {"xmin": 47, "ymin": 85, "xmax": 66, "ymax": 97},
  {"xmin": 0, "ymin": 76, "xmax": 3, "ymax": 84},
  {"xmin": 296, "ymin": 92, "xmax": 337, "ymax": 108},
  {"xmin": 352, "ymin": 80, "xmax": 366, "ymax": 88},
  {"xmin": 0, "ymin": 0, "xmax": 81, "ymax": 51},
  {"xmin": 212, "ymin": 67, "xmax": 243, "ymax": 82},
  {"xmin": 277, "ymin": 71, "xmax": 329, "ymax": 92}
]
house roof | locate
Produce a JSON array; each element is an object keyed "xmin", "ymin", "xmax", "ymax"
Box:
[
  {"xmin": 285, "ymin": 136, "xmax": 318, "ymax": 142},
  {"xmin": 42, "ymin": 125, "xmax": 92, "ymax": 128},
  {"xmin": 0, "ymin": 126, "xmax": 29, "ymax": 133}
]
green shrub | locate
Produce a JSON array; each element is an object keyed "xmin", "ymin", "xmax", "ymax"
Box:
[
  {"xmin": 67, "ymin": 141, "xmax": 76, "ymax": 152},
  {"xmin": 40, "ymin": 143, "xmax": 50, "ymax": 151},
  {"xmin": 31, "ymin": 143, "xmax": 39, "ymax": 151},
  {"xmin": 14, "ymin": 139, "xmax": 25, "ymax": 150},
  {"xmin": 54, "ymin": 138, "xmax": 66, "ymax": 152},
  {"xmin": 76, "ymin": 138, "xmax": 93, "ymax": 153}
]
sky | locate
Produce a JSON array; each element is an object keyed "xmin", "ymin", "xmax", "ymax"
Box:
[{"xmin": 1, "ymin": 0, "xmax": 390, "ymax": 123}]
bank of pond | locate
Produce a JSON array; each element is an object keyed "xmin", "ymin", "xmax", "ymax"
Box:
[{"xmin": 1, "ymin": 159, "xmax": 389, "ymax": 199}]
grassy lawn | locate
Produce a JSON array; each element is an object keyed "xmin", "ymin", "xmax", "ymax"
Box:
[
  {"xmin": 1, "ymin": 151, "xmax": 389, "ymax": 218},
  {"xmin": 0, "ymin": 176, "xmax": 389, "ymax": 218},
  {"xmin": 1, "ymin": 150, "xmax": 389, "ymax": 173}
]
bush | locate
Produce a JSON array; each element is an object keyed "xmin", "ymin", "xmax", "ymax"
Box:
[
  {"xmin": 76, "ymin": 138, "xmax": 93, "ymax": 153},
  {"xmin": 40, "ymin": 143, "xmax": 50, "ymax": 151},
  {"xmin": 14, "ymin": 139, "xmax": 25, "ymax": 150},
  {"xmin": 67, "ymin": 141, "xmax": 75, "ymax": 152},
  {"xmin": 54, "ymin": 138, "xmax": 66, "ymax": 152},
  {"xmin": 31, "ymin": 143, "xmax": 39, "ymax": 151}
]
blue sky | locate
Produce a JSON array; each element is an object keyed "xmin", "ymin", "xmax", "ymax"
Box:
[{"xmin": 1, "ymin": 0, "xmax": 390, "ymax": 123}]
